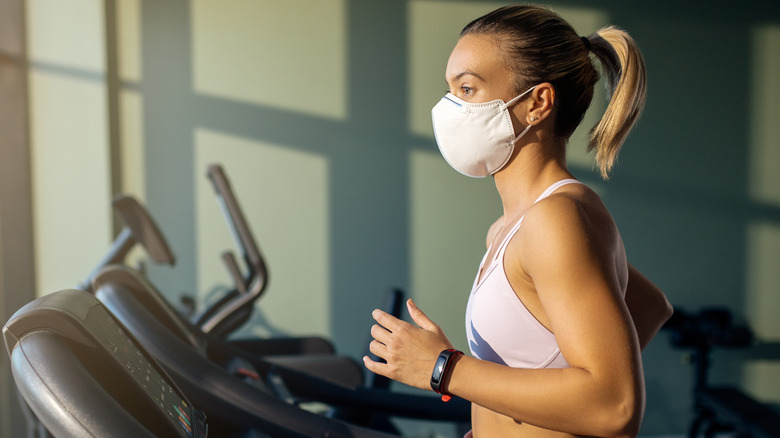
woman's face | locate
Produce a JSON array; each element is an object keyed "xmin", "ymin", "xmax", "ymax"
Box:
[
  {"xmin": 445, "ymin": 33, "xmax": 531, "ymax": 137},
  {"xmin": 445, "ymin": 34, "xmax": 517, "ymax": 105}
]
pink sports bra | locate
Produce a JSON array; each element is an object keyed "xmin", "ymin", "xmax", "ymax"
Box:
[{"xmin": 465, "ymin": 179, "xmax": 581, "ymax": 369}]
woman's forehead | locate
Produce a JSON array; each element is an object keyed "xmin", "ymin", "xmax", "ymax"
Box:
[{"xmin": 445, "ymin": 34, "xmax": 507, "ymax": 83}]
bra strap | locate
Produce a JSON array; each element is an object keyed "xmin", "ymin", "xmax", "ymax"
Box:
[{"xmin": 494, "ymin": 179, "xmax": 582, "ymax": 256}]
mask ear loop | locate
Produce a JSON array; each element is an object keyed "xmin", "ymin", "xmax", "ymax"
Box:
[
  {"xmin": 502, "ymin": 85, "xmax": 538, "ymax": 108},
  {"xmin": 503, "ymin": 84, "xmax": 538, "ymax": 145},
  {"xmin": 510, "ymin": 122, "xmax": 534, "ymax": 145}
]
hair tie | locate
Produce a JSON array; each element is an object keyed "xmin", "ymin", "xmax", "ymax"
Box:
[{"xmin": 580, "ymin": 36, "xmax": 591, "ymax": 51}]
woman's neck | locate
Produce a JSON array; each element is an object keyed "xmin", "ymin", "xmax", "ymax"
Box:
[{"xmin": 493, "ymin": 138, "xmax": 571, "ymax": 222}]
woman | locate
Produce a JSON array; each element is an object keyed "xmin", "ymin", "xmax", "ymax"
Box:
[{"xmin": 363, "ymin": 5, "xmax": 673, "ymax": 437}]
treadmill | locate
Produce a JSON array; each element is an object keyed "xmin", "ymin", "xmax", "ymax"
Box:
[
  {"xmin": 3, "ymin": 289, "xmax": 400, "ymax": 437},
  {"xmin": 92, "ymin": 263, "xmax": 471, "ymax": 435},
  {"xmin": 80, "ymin": 164, "xmax": 335, "ymax": 356}
]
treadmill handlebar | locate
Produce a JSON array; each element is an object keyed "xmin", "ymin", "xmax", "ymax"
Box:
[
  {"xmin": 198, "ymin": 164, "xmax": 269, "ymax": 335},
  {"xmin": 206, "ymin": 164, "xmax": 267, "ymax": 282}
]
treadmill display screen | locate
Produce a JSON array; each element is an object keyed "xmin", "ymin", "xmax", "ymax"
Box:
[{"xmin": 89, "ymin": 307, "xmax": 195, "ymax": 437}]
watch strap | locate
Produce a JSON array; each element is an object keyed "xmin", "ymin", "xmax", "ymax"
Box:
[{"xmin": 430, "ymin": 348, "xmax": 463, "ymax": 402}]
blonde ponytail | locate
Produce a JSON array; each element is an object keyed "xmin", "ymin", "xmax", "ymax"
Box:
[{"xmin": 587, "ymin": 27, "xmax": 647, "ymax": 179}]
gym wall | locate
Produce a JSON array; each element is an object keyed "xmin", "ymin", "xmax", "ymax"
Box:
[{"xmin": 2, "ymin": 0, "xmax": 780, "ymax": 436}]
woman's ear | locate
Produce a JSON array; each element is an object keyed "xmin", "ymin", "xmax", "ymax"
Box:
[{"xmin": 527, "ymin": 82, "xmax": 555, "ymax": 125}]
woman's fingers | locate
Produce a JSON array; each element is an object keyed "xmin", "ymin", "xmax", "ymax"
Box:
[
  {"xmin": 365, "ymin": 301, "xmax": 453, "ymax": 390},
  {"xmin": 370, "ymin": 323, "xmax": 392, "ymax": 344},
  {"xmin": 363, "ymin": 355, "xmax": 389, "ymax": 376},
  {"xmin": 407, "ymin": 299, "xmax": 438, "ymax": 332},
  {"xmin": 371, "ymin": 308, "xmax": 405, "ymax": 332},
  {"xmin": 368, "ymin": 338, "xmax": 388, "ymax": 358}
]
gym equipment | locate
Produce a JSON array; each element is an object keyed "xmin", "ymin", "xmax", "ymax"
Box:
[
  {"xmin": 92, "ymin": 264, "xmax": 360, "ymax": 385},
  {"xmin": 195, "ymin": 163, "xmax": 335, "ymax": 353},
  {"xmin": 9, "ymin": 161, "xmax": 468, "ymax": 435},
  {"xmin": 664, "ymin": 307, "xmax": 780, "ymax": 438},
  {"xmin": 4, "ymin": 289, "xmax": 207, "ymax": 438},
  {"xmin": 3, "ymin": 289, "xmax": 405, "ymax": 437},
  {"xmin": 77, "ymin": 194, "xmax": 176, "ymax": 292},
  {"xmin": 92, "ymin": 265, "xmax": 471, "ymax": 435},
  {"xmin": 192, "ymin": 164, "xmax": 268, "ymax": 338},
  {"xmin": 81, "ymin": 165, "xmax": 334, "ymax": 355}
]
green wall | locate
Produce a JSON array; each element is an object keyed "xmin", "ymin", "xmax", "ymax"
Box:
[{"xmin": 6, "ymin": 0, "xmax": 780, "ymax": 436}]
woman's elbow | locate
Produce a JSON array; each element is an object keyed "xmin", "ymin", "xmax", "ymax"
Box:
[
  {"xmin": 659, "ymin": 294, "xmax": 674, "ymax": 324},
  {"xmin": 595, "ymin": 405, "xmax": 641, "ymax": 438},
  {"xmin": 611, "ymin": 400, "xmax": 643, "ymax": 438},
  {"xmin": 594, "ymin": 388, "xmax": 644, "ymax": 438},
  {"xmin": 645, "ymin": 289, "xmax": 674, "ymax": 344}
]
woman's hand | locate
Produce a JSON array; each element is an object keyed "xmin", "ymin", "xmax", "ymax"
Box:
[{"xmin": 363, "ymin": 299, "xmax": 453, "ymax": 391}]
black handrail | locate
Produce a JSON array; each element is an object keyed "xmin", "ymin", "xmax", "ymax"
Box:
[{"xmin": 194, "ymin": 164, "xmax": 269, "ymax": 337}]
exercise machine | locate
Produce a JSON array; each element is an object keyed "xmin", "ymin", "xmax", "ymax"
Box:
[
  {"xmin": 92, "ymin": 265, "xmax": 470, "ymax": 435},
  {"xmin": 665, "ymin": 307, "xmax": 780, "ymax": 438},
  {"xmin": 4, "ymin": 289, "xmax": 412, "ymax": 437},
  {"xmin": 192, "ymin": 164, "xmax": 269, "ymax": 338},
  {"xmin": 9, "ymin": 162, "xmax": 469, "ymax": 436},
  {"xmin": 4, "ymin": 289, "xmax": 206, "ymax": 437},
  {"xmin": 77, "ymin": 193, "xmax": 176, "ymax": 292},
  {"xmin": 81, "ymin": 164, "xmax": 334, "ymax": 356}
]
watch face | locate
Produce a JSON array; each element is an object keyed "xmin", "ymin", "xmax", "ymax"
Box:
[{"xmin": 431, "ymin": 355, "xmax": 448, "ymax": 385}]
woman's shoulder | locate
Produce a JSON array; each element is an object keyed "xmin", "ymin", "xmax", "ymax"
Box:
[
  {"xmin": 521, "ymin": 183, "xmax": 618, "ymax": 249},
  {"xmin": 535, "ymin": 181, "xmax": 610, "ymax": 218},
  {"xmin": 509, "ymin": 183, "xmax": 624, "ymax": 286}
]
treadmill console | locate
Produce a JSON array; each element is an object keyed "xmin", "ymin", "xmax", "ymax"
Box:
[
  {"xmin": 3, "ymin": 289, "xmax": 207, "ymax": 438},
  {"xmin": 94, "ymin": 305, "xmax": 200, "ymax": 436}
]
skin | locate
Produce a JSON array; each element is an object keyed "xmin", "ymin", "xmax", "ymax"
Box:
[{"xmin": 364, "ymin": 34, "xmax": 672, "ymax": 437}]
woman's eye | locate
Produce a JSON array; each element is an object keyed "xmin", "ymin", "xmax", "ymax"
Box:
[{"xmin": 461, "ymin": 86, "xmax": 473, "ymax": 96}]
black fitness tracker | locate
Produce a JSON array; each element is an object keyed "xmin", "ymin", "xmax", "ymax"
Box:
[{"xmin": 430, "ymin": 348, "xmax": 463, "ymax": 402}]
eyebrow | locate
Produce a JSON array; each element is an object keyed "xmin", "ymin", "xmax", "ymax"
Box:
[{"xmin": 445, "ymin": 70, "xmax": 486, "ymax": 84}]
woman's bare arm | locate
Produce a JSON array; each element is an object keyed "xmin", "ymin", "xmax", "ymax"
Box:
[
  {"xmin": 487, "ymin": 219, "xmax": 672, "ymax": 352},
  {"xmin": 366, "ymin": 197, "xmax": 645, "ymax": 437},
  {"xmin": 625, "ymin": 264, "xmax": 673, "ymax": 351}
]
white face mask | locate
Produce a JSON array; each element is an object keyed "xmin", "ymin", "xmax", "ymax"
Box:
[{"xmin": 431, "ymin": 86, "xmax": 536, "ymax": 178}]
